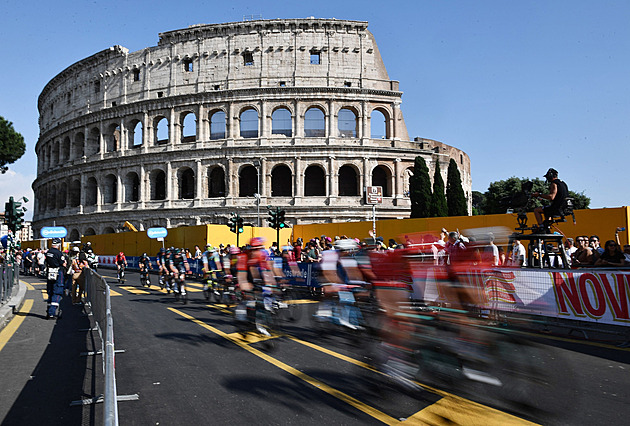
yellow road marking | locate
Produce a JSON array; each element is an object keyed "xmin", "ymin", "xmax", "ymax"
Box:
[
  {"xmin": 286, "ymin": 299, "xmax": 319, "ymax": 305},
  {"xmin": 109, "ymin": 290, "xmax": 122, "ymax": 296},
  {"xmin": 30, "ymin": 282, "xmax": 46, "ymax": 286},
  {"xmin": 169, "ymin": 307, "xmax": 400, "ymax": 425},
  {"xmin": 225, "ymin": 330, "xmax": 279, "ymax": 344},
  {"xmin": 22, "ymin": 281, "xmax": 35, "ymax": 291},
  {"xmin": 0, "ymin": 299, "xmax": 34, "ymax": 352},
  {"xmin": 41, "ymin": 290, "xmax": 48, "ymax": 300},
  {"xmin": 119, "ymin": 286, "xmax": 150, "ymax": 295}
]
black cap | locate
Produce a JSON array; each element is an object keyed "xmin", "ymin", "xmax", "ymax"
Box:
[
  {"xmin": 544, "ymin": 168, "xmax": 558, "ymax": 178},
  {"xmin": 52, "ymin": 238, "xmax": 62, "ymax": 245}
]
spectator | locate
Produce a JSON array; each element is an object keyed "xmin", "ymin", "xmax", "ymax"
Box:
[
  {"xmin": 571, "ymin": 236, "xmax": 593, "ymax": 267},
  {"xmin": 594, "ymin": 240, "xmax": 626, "ymax": 267},
  {"xmin": 623, "ymin": 244, "xmax": 630, "ymax": 265},
  {"xmin": 564, "ymin": 238, "xmax": 577, "ymax": 258},
  {"xmin": 482, "ymin": 233, "xmax": 499, "ymax": 266},
  {"xmin": 510, "ymin": 237, "xmax": 527, "ymax": 266},
  {"xmin": 194, "ymin": 245, "xmax": 202, "ymax": 259}
]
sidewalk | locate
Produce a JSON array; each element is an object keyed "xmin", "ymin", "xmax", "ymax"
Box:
[
  {"xmin": 0, "ymin": 279, "xmax": 27, "ymax": 332},
  {"xmin": 0, "ymin": 274, "xmax": 103, "ymax": 425}
]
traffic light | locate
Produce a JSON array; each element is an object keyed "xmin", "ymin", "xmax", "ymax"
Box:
[
  {"xmin": 277, "ymin": 209, "xmax": 286, "ymax": 229},
  {"xmin": 228, "ymin": 214, "xmax": 237, "ymax": 233},
  {"xmin": 13, "ymin": 199, "xmax": 24, "ymax": 231},
  {"xmin": 4, "ymin": 197, "xmax": 16, "ymax": 233},
  {"xmin": 228, "ymin": 213, "xmax": 244, "ymax": 234},
  {"xmin": 267, "ymin": 208, "xmax": 278, "ymax": 229},
  {"xmin": 236, "ymin": 215, "xmax": 244, "ymax": 233}
]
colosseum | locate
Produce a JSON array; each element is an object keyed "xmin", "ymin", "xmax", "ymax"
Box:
[{"xmin": 32, "ymin": 18, "xmax": 471, "ymax": 240}]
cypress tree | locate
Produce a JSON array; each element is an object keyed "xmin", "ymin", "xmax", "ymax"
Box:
[
  {"xmin": 409, "ymin": 156, "xmax": 432, "ymax": 218},
  {"xmin": 431, "ymin": 160, "xmax": 447, "ymax": 217},
  {"xmin": 446, "ymin": 158, "xmax": 468, "ymax": 216}
]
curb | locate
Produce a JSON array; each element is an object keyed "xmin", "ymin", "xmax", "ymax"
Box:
[{"xmin": 0, "ymin": 280, "xmax": 27, "ymax": 332}]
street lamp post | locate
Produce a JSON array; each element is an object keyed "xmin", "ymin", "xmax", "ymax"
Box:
[{"xmin": 253, "ymin": 159, "xmax": 261, "ymax": 227}]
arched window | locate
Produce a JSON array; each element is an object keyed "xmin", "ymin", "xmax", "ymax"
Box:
[
  {"xmin": 370, "ymin": 109, "xmax": 387, "ymax": 139},
  {"xmin": 48, "ymin": 185, "xmax": 56, "ymax": 210},
  {"xmin": 105, "ymin": 124, "xmax": 120, "ymax": 152},
  {"xmin": 84, "ymin": 228, "xmax": 96, "ymax": 236},
  {"xmin": 272, "ymin": 108, "xmax": 292, "ymax": 137},
  {"xmin": 150, "ymin": 170, "xmax": 166, "ymax": 200},
  {"xmin": 130, "ymin": 120, "xmax": 143, "ymax": 147},
  {"xmin": 178, "ymin": 168, "xmax": 195, "ymax": 199},
  {"xmin": 69, "ymin": 180, "xmax": 81, "ymax": 207},
  {"xmin": 338, "ymin": 165, "xmax": 358, "ymax": 196},
  {"xmin": 87, "ymin": 127, "xmax": 100, "ymax": 156},
  {"xmin": 103, "ymin": 227, "xmax": 115, "ymax": 234},
  {"xmin": 103, "ymin": 174, "xmax": 117, "ymax": 204},
  {"xmin": 338, "ymin": 108, "xmax": 357, "ymax": 138},
  {"xmin": 304, "ymin": 107, "xmax": 326, "ymax": 137},
  {"xmin": 181, "ymin": 112, "xmax": 196, "ymax": 143},
  {"xmin": 372, "ymin": 165, "xmax": 391, "ymax": 197},
  {"xmin": 155, "ymin": 117, "xmax": 169, "ymax": 145},
  {"xmin": 304, "ymin": 165, "xmax": 325, "ymax": 196},
  {"xmin": 61, "ymin": 137, "xmax": 71, "ymax": 162},
  {"xmin": 208, "ymin": 167, "xmax": 226, "ymax": 198},
  {"xmin": 239, "ymin": 165, "xmax": 258, "ymax": 197},
  {"xmin": 210, "ymin": 110, "xmax": 226, "ymax": 140},
  {"xmin": 73, "ymin": 132, "xmax": 85, "ymax": 159},
  {"xmin": 57, "ymin": 183, "xmax": 67, "ymax": 209},
  {"xmin": 240, "ymin": 108, "xmax": 258, "ymax": 138},
  {"xmin": 38, "ymin": 190, "xmax": 47, "ymax": 212},
  {"xmin": 271, "ymin": 165, "xmax": 292, "ymax": 197},
  {"xmin": 69, "ymin": 229, "xmax": 80, "ymax": 242},
  {"xmin": 52, "ymin": 142, "xmax": 60, "ymax": 165},
  {"xmin": 124, "ymin": 172, "xmax": 140, "ymax": 202},
  {"xmin": 86, "ymin": 177, "xmax": 98, "ymax": 206}
]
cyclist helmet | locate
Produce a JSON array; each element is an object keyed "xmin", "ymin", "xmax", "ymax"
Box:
[
  {"xmin": 174, "ymin": 248, "xmax": 181, "ymax": 254},
  {"xmin": 249, "ymin": 237, "xmax": 265, "ymax": 249},
  {"xmin": 119, "ymin": 252, "xmax": 124, "ymax": 256},
  {"xmin": 142, "ymin": 252, "xmax": 147, "ymax": 257},
  {"xmin": 159, "ymin": 247, "xmax": 165, "ymax": 253},
  {"xmin": 334, "ymin": 238, "xmax": 359, "ymax": 252}
]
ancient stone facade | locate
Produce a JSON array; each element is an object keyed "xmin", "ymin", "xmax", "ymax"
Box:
[{"xmin": 32, "ymin": 18, "xmax": 471, "ymax": 240}]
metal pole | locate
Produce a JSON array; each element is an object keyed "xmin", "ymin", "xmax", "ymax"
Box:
[{"xmin": 372, "ymin": 204, "xmax": 376, "ymax": 237}]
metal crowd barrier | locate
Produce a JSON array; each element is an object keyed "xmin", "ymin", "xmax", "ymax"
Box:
[
  {"xmin": 83, "ymin": 268, "xmax": 137, "ymax": 425},
  {"xmin": 1, "ymin": 262, "xmax": 19, "ymax": 305}
]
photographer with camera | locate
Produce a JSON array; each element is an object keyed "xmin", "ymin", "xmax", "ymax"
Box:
[{"xmin": 532, "ymin": 168, "xmax": 569, "ymax": 228}]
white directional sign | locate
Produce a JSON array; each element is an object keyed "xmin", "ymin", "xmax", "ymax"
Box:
[
  {"xmin": 147, "ymin": 227, "xmax": 168, "ymax": 239},
  {"xmin": 366, "ymin": 186, "xmax": 383, "ymax": 204},
  {"xmin": 40, "ymin": 226, "xmax": 68, "ymax": 238}
]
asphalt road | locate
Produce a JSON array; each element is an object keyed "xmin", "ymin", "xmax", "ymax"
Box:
[{"xmin": 1, "ymin": 270, "xmax": 629, "ymax": 425}]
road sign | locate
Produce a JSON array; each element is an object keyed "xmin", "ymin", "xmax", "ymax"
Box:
[
  {"xmin": 40, "ymin": 226, "xmax": 68, "ymax": 238},
  {"xmin": 366, "ymin": 186, "xmax": 383, "ymax": 204},
  {"xmin": 147, "ymin": 227, "xmax": 168, "ymax": 239}
]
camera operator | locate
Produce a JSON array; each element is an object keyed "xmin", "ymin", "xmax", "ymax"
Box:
[{"xmin": 533, "ymin": 168, "xmax": 569, "ymax": 227}]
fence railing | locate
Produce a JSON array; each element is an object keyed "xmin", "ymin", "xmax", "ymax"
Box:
[
  {"xmin": 1, "ymin": 262, "xmax": 19, "ymax": 306},
  {"xmin": 84, "ymin": 268, "xmax": 121, "ymax": 425}
]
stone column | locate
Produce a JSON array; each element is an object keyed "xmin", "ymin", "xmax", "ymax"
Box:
[
  {"xmin": 140, "ymin": 164, "xmax": 146, "ymax": 208},
  {"xmin": 295, "ymin": 157, "xmax": 303, "ymax": 199},
  {"xmin": 260, "ymin": 100, "xmax": 268, "ymax": 138},
  {"xmin": 195, "ymin": 159, "xmax": 203, "ymax": 203},
  {"xmin": 142, "ymin": 112, "xmax": 149, "ymax": 153},
  {"xmin": 169, "ymin": 108, "xmax": 176, "ymax": 149},
  {"xmin": 328, "ymin": 100, "xmax": 335, "ymax": 139},
  {"xmin": 166, "ymin": 162, "xmax": 173, "ymax": 207},
  {"xmin": 79, "ymin": 173, "xmax": 86, "ymax": 214},
  {"xmin": 363, "ymin": 157, "xmax": 371, "ymax": 192},
  {"xmin": 197, "ymin": 104, "xmax": 206, "ymax": 142},
  {"xmin": 226, "ymin": 157, "xmax": 234, "ymax": 200},
  {"xmin": 99, "ymin": 122, "xmax": 105, "ymax": 160},
  {"xmin": 119, "ymin": 119, "xmax": 126, "ymax": 154},
  {"xmin": 260, "ymin": 157, "xmax": 268, "ymax": 197},
  {"xmin": 228, "ymin": 103, "xmax": 236, "ymax": 139},
  {"xmin": 116, "ymin": 169, "xmax": 123, "ymax": 210},
  {"xmin": 328, "ymin": 156, "xmax": 337, "ymax": 197},
  {"xmin": 394, "ymin": 158, "xmax": 402, "ymax": 200},
  {"xmin": 294, "ymin": 100, "xmax": 302, "ymax": 139},
  {"xmin": 392, "ymin": 100, "xmax": 401, "ymax": 140},
  {"xmin": 83, "ymin": 125, "xmax": 89, "ymax": 159}
]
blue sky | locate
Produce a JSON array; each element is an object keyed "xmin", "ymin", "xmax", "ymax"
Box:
[{"xmin": 2, "ymin": 0, "xmax": 629, "ymax": 220}]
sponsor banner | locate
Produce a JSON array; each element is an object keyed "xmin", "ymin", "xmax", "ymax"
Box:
[{"xmin": 415, "ymin": 268, "xmax": 630, "ymax": 327}]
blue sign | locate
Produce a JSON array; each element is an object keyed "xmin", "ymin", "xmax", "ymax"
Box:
[
  {"xmin": 147, "ymin": 227, "xmax": 168, "ymax": 239},
  {"xmin": 40, "ymin": 226, "xmax": 68, "ymax": 238}
]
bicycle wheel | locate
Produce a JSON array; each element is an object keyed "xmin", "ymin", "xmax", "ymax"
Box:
[{"xmin": 278, "ymin": 288, "xmax": 300, "ymax": 322}]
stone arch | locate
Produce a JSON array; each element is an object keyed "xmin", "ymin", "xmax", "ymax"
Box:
[
  {"xmin": 370, "ymin": 108, "xmax": 389, "ymax": 139},
  {"xmin": 124, "ymin": 172, "xmax": 140, "ymax": 202},
  {"xmin": 239, "ymin": 107, "xmax": 259, "ymax": 138},
  {"xmin": 209, "ymin": 109, "xmax": 226, "ymax": 140},
  {"xmin": 84, "ymin": 227, "xmax": 96, "ymax": 236},
  {"xmin": 208, "ymin": 166, "xmax": 226, "ymax": 198},
  {"xmin": 181, "ymin": 111, "xmax": 197, "ymax": 143},
  {"xmin": 73, "ymin": 132, "xmax": 85, "ymax": 159},
  {"xmin": 103, "ymin": 227, "xmax": 116, "ymax": 234},
  {"xmin": 271, "ymin": 107, "xmax": 292, "ymax": 137},
  {"xmin": 61, "ymin": 136, "xmax": 71, "ymax": 162},
  {"xmin": 128, "ymin": 119, "xmax": 143, "ymax": 148},
  {"xmin": 271, "ymin": 164, "xmax": 292, "ymax": 197},
  {"xmin": 337, "ymin": 107, "xmax": 358, "ymax": 138},
  {"xmin": 372, "ymin": 164, "xmax": 392, "ymax": 197},
  {"xmin": 103, "ymin": 174, "xmax": 117, "ymax": 204},
  {"xmin": 304, "ymin": 107, "xmax": 326, "ymax": 137},
  {"xmin": 68, "ymin": 229, "xmax": 80, "ymax": 242},
  {"xmin": 69, "ymin": 179, "xmax": 81, "ymax": 207},
  {"xmin": 338, "ymin": 164, "xmax": 359, "ymax": 196},
  {"xmin": 38, "ymin": 189, "xmax": 47, "ymax": 213},
  {"xmin": 304, "ymin": 164, "xmax": 326, "ymax": 196},
  {"xmin": 239, "ymin": 165, "xmax": 258, "ymax": 197},
  {"xmin": 104, "ymin": 123, "xmax": 120, "ymax": 152},
  {"xmin": 87, "ymin": 127, "xmax": 100, "ymax": 156},
  {"xmin": 86, "ymin": 177, "xmax": 98, "ymax": 206},
  {"xmin": 154, "ymin": 116, "xmax": 169, "ymax": 145},
  {"xmin": 48, "ymin": 184, "xmax": 57, "ymax": 211},
  {"xmin": 57, "ymin": 182, "xmax": 67, "ymax": 209},
  {"xmin": 178, "ymin": 167, "xmax": 195, "ymax": 199},
  {"xmin": 149, "ymin": 169, "xmax": 166, "ymax": 200},
  {"xmin": 52, "ymin": 141, "xmax": 60, "ymax": 165}
]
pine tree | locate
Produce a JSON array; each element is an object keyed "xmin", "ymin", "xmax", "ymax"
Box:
[
  {"xmin": 446, "ymin": 158, "xmax": 468, "ymax": 216},
  {"xmin": 431, "ymin": 160, "xmax": 447, "ymax": 217},
  {"xmin": 409, "ymin": 156, "xmax": 432, "ymax": 218}
]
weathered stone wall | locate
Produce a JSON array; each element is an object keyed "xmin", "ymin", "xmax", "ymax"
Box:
[{"xmin": 32, "ymin": 19, "xmax": 471, "ymax": 238}]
